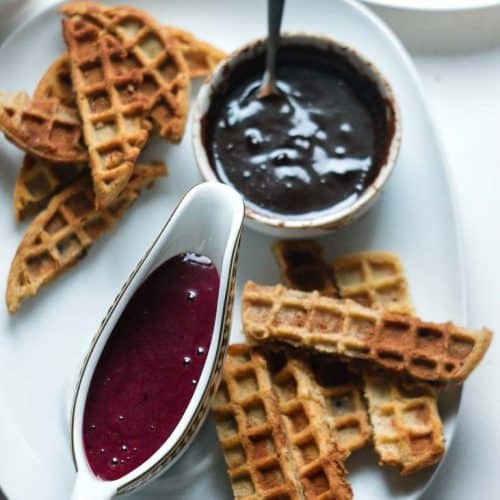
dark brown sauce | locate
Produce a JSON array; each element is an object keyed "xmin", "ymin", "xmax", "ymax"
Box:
[{"xmin": 203, "ymin": 45, "xmax": 392, "ymax": 218}]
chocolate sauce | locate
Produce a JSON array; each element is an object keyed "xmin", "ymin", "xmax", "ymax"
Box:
[{"xmin": 203, "ymin": 45, "xmax": 391, "ymax": 217}]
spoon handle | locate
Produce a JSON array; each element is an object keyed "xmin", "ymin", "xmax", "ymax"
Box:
[{"xmin": 261, "ymin": 0, "xmax": 285, "ymax": 93}]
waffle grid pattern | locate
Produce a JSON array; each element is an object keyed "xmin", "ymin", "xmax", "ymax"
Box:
[
  {"xmin": 212, "ymin": 345, "xmax": 303, "ymax": 499},
  {"xmin": 274, "ymin": 240, "xmax": 338, "ymax": 297},
  {"xmin": 62, "ymin": 2, "xmax": 190, "ymax": 142},
  {"xmin": 62, "ymin": 12, "xmax": 152, "ymax": 208},
  {"xmin": 363, "ymin": 375, "xmax": 444, "ymax": 474},
  {"xmin": 273, "ymin": 240, "xmax": 371, "ymax": 453},
  {"xmin": 6, "ymin": 163, "xmax": 166, "ymax": 313},
  {"xmin": 165, "ymin": 26, "xmax": 226, "ymax": 78},
  {"xmin": 14, "ymin": 155, "xmax": 85, "ymax": 221},
  {"xmin": 242, "ymin": 281, "xmax": 492, "ymax": 383},
  {"xmin": 0, "ymin": 91, "xmax": 87, "ymax": 164},
  {"xmin": 332, "ymin": 252, "xmax": 413, "ymax": 314},
  {"xmin": 270, "ymin": 358, "xmax": 353, "ymax": 499},
  {"xmin": 331, "ymin": 251, "xmax": 445, "ymax": 473}
]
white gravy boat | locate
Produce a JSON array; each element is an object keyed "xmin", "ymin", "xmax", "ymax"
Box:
[{"xmin": 70, "ymin": 183, "xmax": 244, "ymax": 499}]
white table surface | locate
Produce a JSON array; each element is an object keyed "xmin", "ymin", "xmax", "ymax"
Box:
[{"xmin": 1, "ymin": 1, "xmax": 499, "ymax": 499}]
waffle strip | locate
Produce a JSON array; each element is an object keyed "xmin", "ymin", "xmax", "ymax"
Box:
[
  {"xmin": 332, "ymin": 252, "xmax": 413, "ymax": 314},
  {"xmin": 6, "ymin": 163, "xmax": 166, "ymax": 313},
  {"xmin": 273, "ymin": 240, "xmax": 371, "ymax": 453},
  {"xmin": 14, "ymin": 156, "xmax": 85, "ymax": 221},
  {"xmin": 34, "ymin": 54, "xmax": 75, "ymax": 105},
  {"xmin": 363, "ymin": 375, "xmax": 444, "ymax": 474},
  {"xmin": 165, "ymin": 26, "xmax": 226, "ymax": 78},
  {"xmin": 61, "ymin": 2, "xmax": 190, "ymax": 142},
  {"xmin": 273, "ymin": 241, "xmax": 338, "ymax": 297},
  {"xmin": 212, "ymin": 344, "xmax": 304, "ymax": 499},
  {"xmin": 0, "ymin": 91, "xmax": 87, "ymax": 164},
  {"xmin": 242, "ymin": 281, "xmax": 492, "ymax": 384},
  {"xmin": 269, "ymin": 357, "xmax": 353, "ymax": 499},
  {"xmin": 62, "ymin": 11, "xmax": 153, "ymax": 209},
  {"xmin": 212, "ymin": 344, "xmax": 352, "ymax": 499},
  {"xmin": 332, "ymin": 251, "xmax": 447, "ymax": 472}
]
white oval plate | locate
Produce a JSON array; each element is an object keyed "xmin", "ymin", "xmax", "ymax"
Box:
[
  {"xmin": 0, "ymin": 0, "xmax": 465, "ymax": 499},
  {"xmin": 363, "ymin": 0, "xmax": 500, "ymax": 11}
]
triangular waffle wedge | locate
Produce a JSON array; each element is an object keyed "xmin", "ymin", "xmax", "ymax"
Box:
[
  {"xmin": 14, "ymin": 155, "xmax": 85, "ymax": 221},
  {"xmin": 61, "ymin": 11, "xmax": 153, "ymax": 209},
  {"xmin": 332, "ymin": 252, "xmax": 413, "ymax": 315},
  {"xmin": 60, "ymin": 2, "xmax": 190, "ymax": 142},
  {"xmin": 165, "ymin": 26, "xmax": 226, "ymax": 78},
  {"xmin": 273, "ymin": 240, "xmax": 371, "ymax": 453},
  {"xmin": 13, "ymin": 55, "xmax": 82, "ymax": 221},
  {"xmin": 0, "ymin": 91, "xmax": 87, "ymax": 164},
  {"xmin": 242, "ymin": 281, "xmax": 492, "ymax": 384},
  {"xmin": 212, "ymin": 344, "xmax": 352, "ymax": 499},
  {"xmin": 34, "ymin": 54, "xmax": 75, "ymax": 105},
  {"xmin": 331, "ymin": 251, "xmax": 445, "ymax": 473},
  {"xmin": 6, "ymin": 162, "xmax": 167, "ymax": 313},
  {"xmin": 273, "ymin": 241, "xmax": 338, "ymax": 297}
]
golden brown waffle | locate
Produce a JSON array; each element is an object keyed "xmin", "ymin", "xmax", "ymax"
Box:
[
  {"xmin": 61, "ymin": 2, "xmax": 190, "ymax": 142},
  {"xmin": 212, "ymin": 344, "xmax": 352, "ymax": 499},
  {"xmin": 273, "ymin": 241, "xmax": 338, "ymax": 297},
  {"xmin": 166, "ymin": 26, "xmax": 226, "ymax": 78},
  {"xmin": 307, "ymin": 356, "xmax": 372, "ymax": 454},
  {"xmin": 268, "ymin": 356, "xmax": 353, "ymax": 499},
  {"xmin": 242, "ymin": 281, "xmax": 492, "ymax": 384},
  {"xmin": 273, "ymin": 241, "xmax": 371, "ymax": 453},
  {"xmin": 13, "ymin": 56, "xmax": 82, "ymax": 220},
  {"xmin": 61, "ymin": 11, "xmax": 152, "ymax": 209},
  {"xmin": 331, "ymin": 251, "xmax": 445, "ymax": 473},
  {"xmin": 0, "ymin": 91, "xmax": 87, "ymax": 164},
  {"xmin": 14, "ymin": 155, "xmax": 85, "ymax": 221},
  {"xmin": 212, "ymin": 344, "xmax": 304, "ymax": 499},
  {"xmin": 34, "ymin": 54, "xmax": 75, "ymax": 105},
  {"xmin": 6, "ymin": 163, "xmax": 166, "ymax": 313},
  {"xmin": 332, "ymin": 252, "xmax": 413, "ymax": 314},
  {"xmin": 363, "ymin": 374, "xmax": 444, "ymax": 475}
]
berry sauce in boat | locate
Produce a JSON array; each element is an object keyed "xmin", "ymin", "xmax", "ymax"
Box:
[{"xmin": 82, "ymin": 253, "xmax": 219, "ymax": 481}]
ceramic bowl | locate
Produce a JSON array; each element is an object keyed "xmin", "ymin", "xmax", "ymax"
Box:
[
  {"xmin": 70, "ymin": 183, "xmax": 244, "ymax": 500},
  {"xmin": 192, "ymin": 33, "xmax": 401, "ymax": 238}
]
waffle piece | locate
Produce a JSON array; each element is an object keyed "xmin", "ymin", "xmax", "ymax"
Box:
[
  {"xmin": 6, "ymin": 162, "xmax": 166, "ymax": 313},
  {"xmin": 307, "ymin": 356, "xmax": 372, "ymax": 454},
  {"xmin": 61, "ymin": 11, "xmax": 153, "ymax": 209},
  {"xmin": 14, "ymin": 155, "xmax": 86, "ymax": 221},
  {"xmin": 273, "ymin": 241, "xmax": 371, "ymax": 453},
  {"xmin": 363, "ymin": 375, "xmax": 444, "ymax": 474},
  {"xmin": 332, "ymin": 252, "xmax": 413, "ymax": 315},
  {"xmin": 0, "ymin": 91, "xmax": 87, "ymax": 164},
  {"xmin": 213, "ymin": 344, "xmax": 352, "ymax": 499},
  {"xmin": 242, "ymin": 281, "xmax": 492, "ymax": 384},
  {"xmin": 273, "ymin": 241, "xmax": 338, "ymax": 297},
  {"xmin": 61, "ymin": 2, "xmax": 190, "ymax": 142},
  {"xmin": 34, "ymin": 54, "xmax": 75, "ymax": 105},
  {"xmin": 166, "ymin": 26, "xmax": 226, "ymax": 78},
  {"xmin": 12, "ymin": 56, "xmax": 83, "ymax": 220},
  {"xmin": 212, "ymin": 344, "xmax": 304, "ymax": 499},
  {"xmin": 331, "ymin": 252, "xmax": 446, "ymax": 473},
  {"xmin": 269, "ymin": 356, "xmax": 353, "ymax": 499}
]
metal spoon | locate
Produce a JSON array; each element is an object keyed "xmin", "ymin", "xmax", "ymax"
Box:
[{"xmin": 257, "ymin": 0, "xmax": 285, "ymax": 98}]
